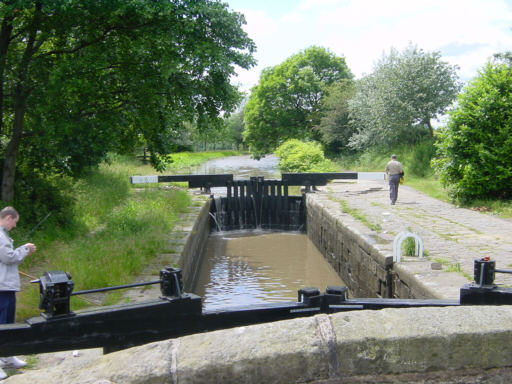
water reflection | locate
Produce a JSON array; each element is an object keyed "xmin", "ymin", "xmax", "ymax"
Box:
[
  {"xmin": 193, "ymin": 231, "xmax": 345, "ymax": 311},
  {"xmin": 191, "ymin": 154, "xmax": 280, "ymax": 179}
]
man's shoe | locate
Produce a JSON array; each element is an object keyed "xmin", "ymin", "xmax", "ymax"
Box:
[
  {"xmin": 0, "ymin": 367, "xmax": 7, "ymax": 380},
  {"xmin": 0, "ymin": 356, "xmax": 27, "ymax": 369}
]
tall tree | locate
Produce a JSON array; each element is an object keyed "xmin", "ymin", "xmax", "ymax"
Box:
[
  {"xmin": 243, "ymin": 46, "xmax": 352, "ymax": 158},
  {"xmin": 224, "ymin": 110, "xmax": 245, "ymax": 149},
  {"xmin": 433, "ymin": 53, "xmax": 512, "ymax": 202},
  {"xmin": 348, "ymin": 44, "xmax": 461, "ymax": 150},
  {"xmin": 314, "ymin": 79, "xmax": 355, "ymax": 155},
  {"xmin": 0, "ymin": 0, "xmax": 255, "ymax": 201}
]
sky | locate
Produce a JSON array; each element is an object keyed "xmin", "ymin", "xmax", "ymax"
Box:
[{"xmin": 225, "ymin": 0, "xmax": 512, "ymax": 91}]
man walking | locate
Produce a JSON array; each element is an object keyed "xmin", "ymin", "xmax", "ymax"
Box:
[
  {"xmin": 0, "ymin": 206, "xmax": 36, "ymax": 379},
  {"xmin": 385, "ymin": 154, "xmax": 404, "ymax": 205}
]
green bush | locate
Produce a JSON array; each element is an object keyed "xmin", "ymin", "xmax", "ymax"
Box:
[
  {"xmin": 274, "ymin": 139, "xmax": 337, "ymax": 172},
  {"xmin": 11, "ymin": 169, "xmax": 77, "ymax": 234},
  {"xmin": 433, "ymin": 57, "xmax": 512, "ymax": 202},
  {"xmin": 407, "ymin": 139, "xmax": 436, "ymax": 178}
]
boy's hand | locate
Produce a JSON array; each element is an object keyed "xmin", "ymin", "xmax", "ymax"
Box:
[{"xmin": 25, "ymin": 243, "xmax": 36, "ymax": 255}]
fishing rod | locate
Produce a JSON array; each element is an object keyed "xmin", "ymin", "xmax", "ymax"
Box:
[{"xmin": 23, "ymin": 212, "xmax": 52, "ymax": 241}]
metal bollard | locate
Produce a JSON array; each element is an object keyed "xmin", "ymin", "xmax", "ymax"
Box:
[
  {"xmin": 474, "ymin": 257, "xmax": 495, "ymax": 286},
  {"xmin": 298, "ymin": 287, "xmax": 320, "ymax": 305},
  {"xmin": 160, "ymin": 267, "xmax": 183, "ymax": 298}
]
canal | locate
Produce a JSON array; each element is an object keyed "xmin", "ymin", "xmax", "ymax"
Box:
[
  {"xmin": 193, "ymin": 231, "xmax": 344, "ymax": 310},
  {"xmin": 194, "ymin": 154, "xmax": 280, "ymax": 179},
  {"xmin": 188, "ymin": 154, "xmax": 345, "ymax": 310}
]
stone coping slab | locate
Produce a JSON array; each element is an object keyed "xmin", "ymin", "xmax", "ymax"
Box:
[{"xmin": 6, "ymin": 306, "xmax": 512, "ymax": 383}]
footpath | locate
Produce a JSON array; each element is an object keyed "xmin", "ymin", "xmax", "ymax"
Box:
[{"xmin": 318, "ymin": 179, "xmax": 512, "ymax": 299}]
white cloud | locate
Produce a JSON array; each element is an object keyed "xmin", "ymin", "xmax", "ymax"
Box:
[
  {"xmin": 298, "ymin": 0, "xmax": 344, "ymax": 10},
  {"xmin": 238, "ymin": 9, "xmax": 279, "ymax": 39},
  {"xmin": 280, "ymin": 11, "xmax": 304, "ymax": 24},
  {"xmin": 230, "ymin": 0, "xmax": 512, "ymax": 88},
  {"xmin": 310, "ymin": 0, "xmax": 512, "ymax": 79}
]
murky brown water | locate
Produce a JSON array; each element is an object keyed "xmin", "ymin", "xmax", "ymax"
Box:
[{"xmin": 193, "ymin": 231, "xmax": 345, "ymax": 310}]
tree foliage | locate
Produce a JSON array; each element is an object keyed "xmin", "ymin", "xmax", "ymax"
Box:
[
  {"xmin": 433, "ymin": 54, "xmax": 512, "ymax": 202},
  {"xmin": 274, "ymin": 139, "xmax": 336, "ymax": 173},
  {"xmin": 348, "ymin": 45, "xmax": 461, "ymax": 150},
  {"xmin": 243, "ymin": 46, "xmax": 352, "ymax": 158},
  {"xmin": 224, "ymin": 110, "xmax": 245, "ymax": 149},
  {"xmin": 314, "ymin": 79, "xmax": 355, "ymax": 155},
  {"xmin": 0, "ymin": 0, "xmax": 255, "ymax": 203}
]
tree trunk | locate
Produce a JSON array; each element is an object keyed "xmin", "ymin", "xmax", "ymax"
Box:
[
  {"xmin": 1, "ymin": 1, "xmax": 41, "ymax": 201},
  {"xmin": 2, "ymin": 100, "xmax": 26, "ymax": 202},
  {"xmin": 426, "ymin": 119, "xmax": 433, "ymax": 137},
  {"xmin": 0, "ymin": 16, "xmax": 14, "ymax": 136}
]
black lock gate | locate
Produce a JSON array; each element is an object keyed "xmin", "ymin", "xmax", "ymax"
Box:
[{"xmin": 211, "ymin": 176, "xmax": 305, "ymax": 231}]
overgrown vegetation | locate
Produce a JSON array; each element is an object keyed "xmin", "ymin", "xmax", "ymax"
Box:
[
  {"xmin": 14, "ymin": 151, "xmax": 236, "ymax": 320},
  {"xmin": 243, "ymin": 43, "xmax": 511, "ymax": 213},
  {"xmin": 433, "ymin": 258, "xmax": 472, "ymax": 281},
  {"xmin": 433, "ymin": 53, "xmax": 512, "ymax": 203},
  {"xmin": 274, "ymin": 139, "xmax": 337, "ymax": 173},
  {"xmin": 333, "ymin": 140, "xmax": 447, "ymax": 198},
  {"xmin": 401, "ymin": 236, "xmax": 416, "ymax": 257}
]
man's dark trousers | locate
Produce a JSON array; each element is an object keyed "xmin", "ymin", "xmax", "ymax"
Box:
[
  {"xmin": 0, "ymin": 291, "xmax": 16, "ymax": 324},
  {"xmin": 389, "ymin": 174, "xmax": 401, "ymax": 205}
]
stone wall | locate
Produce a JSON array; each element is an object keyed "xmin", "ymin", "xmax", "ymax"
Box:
[
  {"xmin": 179, "ymin": 199, "xmax": 211, "ymax": 291},
  {"xmin": 306, "ymin": 193, "xmax": 440, "ymax": 300},
  {"xmin": 306, "ymin": 194, "xmax": 394, "ymax": 298}
]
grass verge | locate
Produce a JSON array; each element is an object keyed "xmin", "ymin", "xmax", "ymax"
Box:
[{"xmin": 16, "ymin": 151, "xmax": 237, "ymax": 320}]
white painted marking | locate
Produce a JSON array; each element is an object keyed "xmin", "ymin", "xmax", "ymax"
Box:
[
  {"xmin": 130, "ymin": 175, "xmax": 158, "ymax": 184},
  {"xmin": 290, "ymin": 307, "xmax": 320, "ymax": 313},
  {"xmin": 329, "ymin": 305, "xmax": 365, "ymax": 309}
]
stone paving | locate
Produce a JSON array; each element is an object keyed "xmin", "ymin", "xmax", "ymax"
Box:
[{"xmin": 317, "ymin": 179, "xmax": 512, "ymax": 299}]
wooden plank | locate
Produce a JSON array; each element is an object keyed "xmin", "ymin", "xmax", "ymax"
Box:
[
  {"xmin": 234, "ymin": 181, "xmax": 239, "ymax": 228},
  {"xmin": 226, "ymin": 181, "xmax": 232, "ymax": 230}
]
